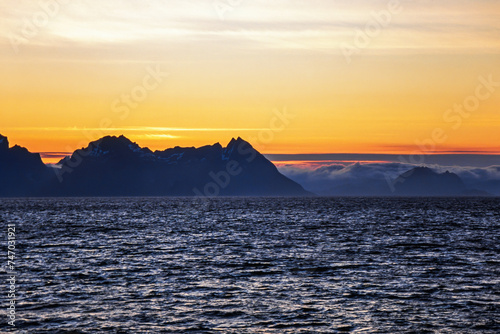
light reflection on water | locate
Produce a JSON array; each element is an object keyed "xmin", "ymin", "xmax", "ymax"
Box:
[{"xmin": 1, "ymin": 197, "xmax": 499, "ymax": 333}]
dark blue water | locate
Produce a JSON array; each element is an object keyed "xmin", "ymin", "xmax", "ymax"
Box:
[{"xmin": 1, "ymin": 197, "xmax": 499, "ymax": 333}]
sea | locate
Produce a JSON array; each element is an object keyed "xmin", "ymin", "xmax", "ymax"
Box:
[{"xmin": 1, "ymin": 197, "xmax": 499, "ymax": 333}]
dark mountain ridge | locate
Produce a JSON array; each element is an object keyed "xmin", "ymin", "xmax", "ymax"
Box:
[
  {"xmin": 0, "ymin": 134, "xmax": 52, "ymax": 196},
  {"xmin": 0, "ymin": 134, "xmax": 494, "ymax": 197},
  {"xmin": 0, "ymin": 134, "xmax": 310, "ymax": 197}
]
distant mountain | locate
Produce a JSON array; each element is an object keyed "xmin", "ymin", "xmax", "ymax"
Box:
[
  {"xmin": 0, "ymin": 134, "xmax": 310, "ymax": 197},
  {"xmin": 0, "ymin": 134, "xmax": 52, "ymax": 196},
  {"xmin": 393, "ymin": 167, "xmax": 489, "ymax": 196},
  {"xmin": 280, "ymin": 163, "xmax": 495, "ymax": 197}
]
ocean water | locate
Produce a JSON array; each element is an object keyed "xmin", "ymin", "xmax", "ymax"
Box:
[{"xmin": 1, "ymin": 197, "xmax": 499, "ymax": 333}]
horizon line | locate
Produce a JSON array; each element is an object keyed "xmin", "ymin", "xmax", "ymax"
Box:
[{"xmin": 37, "ymin": 152, "xmax": 500, "ymax": 168}]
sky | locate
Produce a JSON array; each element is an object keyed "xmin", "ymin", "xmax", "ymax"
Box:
[{"xmin": 1, "ymin": 0, "xmax": 499, "ymax": 164}]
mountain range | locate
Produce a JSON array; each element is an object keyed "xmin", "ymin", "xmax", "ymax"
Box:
[
  {"xmin": 0, "ymin": 133, "xmax": 493, "ymax": 197},
  {"xmin": 0, "ymin": 134, "xmax": 309, "ymax": 197}
]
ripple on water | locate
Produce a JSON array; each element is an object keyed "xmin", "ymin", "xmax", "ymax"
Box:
[{"xmin": 0, "ymin": 197, "xmax": 499, "ymax": 333}]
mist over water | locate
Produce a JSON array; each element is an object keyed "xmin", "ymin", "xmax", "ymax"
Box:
[{"xmin": 1, "ymin": 197, "xmax": 499, "ymax": 333}]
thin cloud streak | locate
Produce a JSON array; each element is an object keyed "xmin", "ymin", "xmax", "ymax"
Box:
[{"xmin": 4, "ymin": 127, "xmax": 268, "ymax": 132}]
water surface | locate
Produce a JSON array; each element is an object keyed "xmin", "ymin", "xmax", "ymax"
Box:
[{"xmin": 1, "ymin": 197, "xmax": 499, "ymax": 333}]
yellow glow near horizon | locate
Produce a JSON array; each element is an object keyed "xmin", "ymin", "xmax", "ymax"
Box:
[{"xmin": 1, "ymin": 0, "xmax": 499, "ymax": 162}]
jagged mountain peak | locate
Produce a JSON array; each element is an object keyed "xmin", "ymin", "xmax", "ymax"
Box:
[
  {"xmin": 0, "ymin": 134, "xmax": 9, "ymax": 151},
  {"xmin": 81, "ymin": 135, "xmax": 154, "ymax": 158},
  {"xmin": 226, "ymin": 137, "xmax": 251, "ymax": 149},
  {"xmin": 223, "ymin": 137, "xmax": 256, "ymax": 161}
]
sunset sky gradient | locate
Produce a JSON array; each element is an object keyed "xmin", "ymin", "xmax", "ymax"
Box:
[{"xmin": 1, "ymin": 0, "xmax": 499, "ymax": 163}]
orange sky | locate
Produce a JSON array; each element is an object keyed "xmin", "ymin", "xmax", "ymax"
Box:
[{"xmin": 1, "ymin": 0, "xmax": 499, "ymax": 163}]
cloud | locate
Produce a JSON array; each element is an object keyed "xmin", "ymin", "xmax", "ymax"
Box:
[
  {"xmin": 432, "ymin": 165, "xmax": 500, "ymax": 181},
  {"xmin": 1, "ymin": 0, "xmax": 499, "ymax": 60},
  {"xmin": 278, "ymin": 162, "xmax": 500, "ymax": 196}
]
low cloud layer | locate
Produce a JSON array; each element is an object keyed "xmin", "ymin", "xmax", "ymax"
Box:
[{"xmin": 278, "ymin": 162, "xmax": 500, "ymax": 196}]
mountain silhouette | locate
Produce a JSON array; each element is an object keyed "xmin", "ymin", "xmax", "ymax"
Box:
[
  {"xmin": 0, "ymin": 134, "xmax": 52, "ymax": 196},
  {"xmin": 0, "ymin": 134, "xmax": 494, "ymax": 197},
  {"xmin": 0, "ymin": 134, "xmax": 310, "ymax": 197},
  {"xmin": 393, "ymin": 166, "xmax": 487, "ymax": 196}
]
